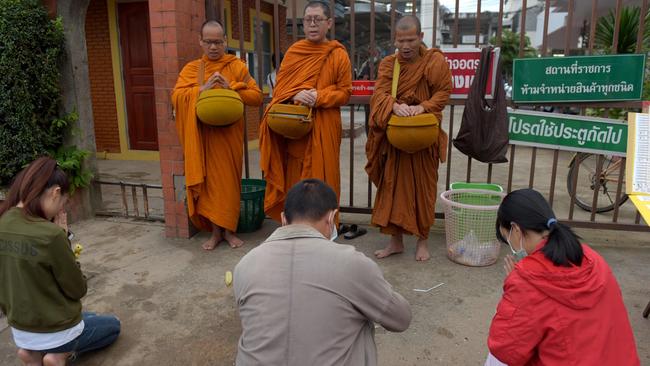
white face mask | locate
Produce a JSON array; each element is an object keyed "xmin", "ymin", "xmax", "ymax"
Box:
[
  {"xmin": 507, "ymin": 226, "xmax": 527, "ymax": 261},
  {"xmin": 329, "ymin": 211, "xmax": 338, "ymax": 241}
]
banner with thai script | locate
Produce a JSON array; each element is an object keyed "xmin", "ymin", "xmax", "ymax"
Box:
[
  {"xmin": 513, "ymin": 54, "xmax": 645, "ymax": 102},
  {"xmin": 508, "ymin": 109, "xmax": 627, "ymax": 156},
  {"xmin": 442, "ymin": 48, "xmax": 500, "ymax": 99},
  {"xmin": 351, "ymin": 80, "xmax": 375, "ymax": 96}
]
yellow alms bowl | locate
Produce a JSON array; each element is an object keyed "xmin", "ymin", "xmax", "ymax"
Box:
[
  {"xmin": 267, "ymin": 104, "xmax": 313, "ymax": 140},
  {"xmin": 196, "ymin": 89, "xmax": 244, "ymax": 126},
  {"xmin": 386, "ymin": 113, "xmax": 440, "ymax": 154}
]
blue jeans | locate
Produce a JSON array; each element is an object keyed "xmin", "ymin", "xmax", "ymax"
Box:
[{"xmin": 42, "ymin": 312, "xmax": 120, "ymax": 355}]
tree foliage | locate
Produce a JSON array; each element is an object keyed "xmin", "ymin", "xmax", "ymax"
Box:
[
  {"xmin": 0, "ymin": 0, "xmax": 91, "ymax": 188},
  {"xmin": 595, "ymin": 5, "xmax": 650, "ymax": 54}
]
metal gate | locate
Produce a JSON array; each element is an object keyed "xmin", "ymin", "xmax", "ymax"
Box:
[{"xmin": 207, "ymin": 0, "xmax": 648, "ymax": 232}]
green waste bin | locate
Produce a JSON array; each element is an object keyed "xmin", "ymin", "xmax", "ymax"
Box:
[{"xmin": 237, "ymin": 179, "xmax": 266, "ymax": 233}]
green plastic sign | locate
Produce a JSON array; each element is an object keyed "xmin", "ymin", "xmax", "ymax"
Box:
[
  {"xmin": 513, "ymin": 54, "xmax": 645, "ymax": 102},
  {"xmin": 508, "ymin": 109, "xmax": 627, "ymax": 156}
]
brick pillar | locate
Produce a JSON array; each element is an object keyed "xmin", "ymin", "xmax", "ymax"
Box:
[{"xmin": 150, "ymin": 0, "xmax": 204, "ymax": 238}]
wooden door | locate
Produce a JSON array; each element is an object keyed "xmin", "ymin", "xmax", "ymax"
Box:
[{"xmin": 118, "ymin": 2, "xmax": 158, "ymax": 151}]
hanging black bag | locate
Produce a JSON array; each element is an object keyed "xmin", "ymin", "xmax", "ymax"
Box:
[{"xmin": 453, "ymin": 46, "xmax": 509, "ymax": 163}]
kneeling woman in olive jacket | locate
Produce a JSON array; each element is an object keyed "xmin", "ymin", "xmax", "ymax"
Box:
[{"xmin": 0, "ymin": 157, "xmax": 120, "ymax": 365}]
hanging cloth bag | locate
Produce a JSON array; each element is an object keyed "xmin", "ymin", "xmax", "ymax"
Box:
[{"xmin": 453, "ymin": 46, "xmax": 509, "ymax": 163}]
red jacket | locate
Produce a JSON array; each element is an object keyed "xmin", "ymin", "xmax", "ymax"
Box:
[{"xmin": 488, "ymin": 242, "xmax": 639, "ymax": 366}]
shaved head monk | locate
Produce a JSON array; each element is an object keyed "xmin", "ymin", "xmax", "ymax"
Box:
[
  {"xmin": 259, "ymin": 1, "xmax": 352, "ymax": 221},
  {"xmin": 365, "ymin": 15, "xmax": 452, "ymax": 261},
  {"xmin": 172, "ymin": 20, "xmax": 263, "ymax": 250}
]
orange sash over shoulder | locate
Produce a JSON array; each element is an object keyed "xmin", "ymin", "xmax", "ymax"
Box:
[
  {"xmin": 172, "ymin": 55, "xmax": 262, "ymax": 231},
  {"xmin": 259, "ymin": 40, "xmax": 352, "ymax": 220},
  {"xmin": 365, "ymin": 47, "xmax": 452, "ymax": 238}
]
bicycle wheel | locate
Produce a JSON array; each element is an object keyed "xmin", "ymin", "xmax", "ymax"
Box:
[{"xmin": 566, "ymin": 153, "xmax": 629, "ymax": 213}]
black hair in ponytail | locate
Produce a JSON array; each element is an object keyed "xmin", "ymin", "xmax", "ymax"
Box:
[{"xmin": 496, "ymin": 189, "xmax": 583, "ymax": 267}]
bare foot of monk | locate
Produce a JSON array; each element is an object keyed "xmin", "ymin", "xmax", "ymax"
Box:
[
  {"xmin": 224, "ymin": 230, "xmax": 244, "ymax": 248},
  {"xmin": 415, "ymin": 238, "xmax": 431, "ymax": 261},
  {"xmin": 43, "ymin": 353, "xmax": 70, "ymax": 366},
  {"xmin": 202, "ymin": 227, "xmax": 223, "ymax": 251},
  {"xmin": 17, "ymin": 349, "xmax": 43, "ymax": 366},
  {"xmin": 375, "ymin": 234, "xmax": 404, "ymax": 259}
]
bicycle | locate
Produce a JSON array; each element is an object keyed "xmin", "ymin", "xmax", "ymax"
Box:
[{"xmin": 566, "ymin": 153, "xmax": 629, "ymax": 213}]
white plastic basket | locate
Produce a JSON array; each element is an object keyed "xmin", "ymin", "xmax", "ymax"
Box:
[{"xmin": 439, "ymin": 189, "xmax": 506, "ymax": 267}]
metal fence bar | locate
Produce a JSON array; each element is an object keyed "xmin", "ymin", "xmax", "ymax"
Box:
[
  {"xmin": 589, "ymin": 155, "xmax": 605, "ymax": 221},
  {"xmin": 453, "ymin": 0, "xmax": 459, "ymax": 46},
  {"xmin": 491, "ymin": 0, "xmax": 504, "ymax": 187},
  {"xmin": 95, "ymin": 180, "xmax": 163, "ymax": 221},
  {"xmin": 637, "ymin": 0, "xmax": 649, "ymax": 53},
  {"xmin": 432, "ymin": 0, "xmax": 438, "ymax": 47},
  {"xmin": 131, "ymin": 185, "xmax": 139, "ymax": 217},
  {"xmin": 566, "ymin": 220, "xmax": 650, "ymax": 232},
  {"xmin": 528, "ymin": 148, "xmax": 537, "ymax": 188},
  {"xmin": 564, "ymin": 0, "xmax": 574, "ymax": 54},
  {"xmin": 330, "ymin": 0, "xmax": 335, "ymax": 39},
  {"xmin": 568, "ymin": 153, "xmax": 579, "ymax": 220},
  {"xmin": 541, "ymin": 0, "xmax": 550, "ymax": 55},
  {"xmin": 612, "ymin": 0, "xmax": 624, "ymax": 54},
  {"xmin": 445, "ymin": 0, "xmax": 459, "ymax": 191},
  {"xmin": 236, "ymin": 0, "xmax": 250, "ymax": 179},
  {"xmin": 255, "ymin": 0, "xmax": 263, "ymax": 88},
  {"xmin": 507, "ymin": 146, "xmax": 515, "ymax": 192},
  {"xmin": 367, "ymin": 1, "xmax": 375, "ymax": 208},
  {"xmin": 588, "ymin": 0, "xmax": 598, "ymax": 52},
  {"xmin": 349, "ymin": 0, "xmax": 356, "ymax": 207},
  {"xmin": 292, "ymin": 0, "xmax": 297, "ymax": 42},
  {"xmin": 390, "ymin": 0, "xmax": 396, "ymax": 42},
  {"xmin": 612, "ymin": 157, "xmax": 626, "ymax": 222},
  {"xmin": 274, "ymin": 0, "xmax": 281, "ymax": 65},
  {"xmin": 519, "ymin": 0, "xmax": 528, "ymax": 57},
  {"xmin": 474, "ymin": 0, "xmax": 481, "ymax": 47},
  {"xmin": 142, "ymin": 184, "xmax": 150, "ymax": 218},
  {"xmin": 370, "ymin": 0, "xmax": 376, "ymax": 79},
  {"xmin": 487, "ymin": 164, "xmax": 493, "ymax": 184},
  {"xmin": 541, "ymin": 0, "xmax": 560, "ymax": 207},
  {"xmin": 467, "ymin": 0, "xmax": 479, "ymax": 189},
  {"xmin": 548, "ymin": 150, "xmax": 559, "ymax": 208},
  {"xmin": 120, "ymin": 182, "xmax": 128, "ymax": 216},
  {"xmin": 496, "ymin": 0, "xmax": 504, "ymax": 47}
]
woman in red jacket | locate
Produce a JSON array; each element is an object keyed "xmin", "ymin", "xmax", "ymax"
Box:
[{"xmin": 487, "ymin": 188, "xmax": 639, "ymax": 366}]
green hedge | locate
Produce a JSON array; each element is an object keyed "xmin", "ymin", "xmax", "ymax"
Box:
[{"xmin": 0, "ymin": 0, "xmax": 66, "ymax": 185}]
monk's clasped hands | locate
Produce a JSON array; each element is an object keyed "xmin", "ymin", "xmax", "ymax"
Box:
[
  {"xmin": 201, "ymin": 72, "xmax": 230, "ymax": 92},
  {"xmin": 293, "ymin": 89, "xmax": 318, "ymax": 107},
  {"xmin": 392, "ymin": 103, "xmax": 424, "ymax": 117}
]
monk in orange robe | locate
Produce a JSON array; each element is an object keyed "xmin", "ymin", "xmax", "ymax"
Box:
[
  {"xmin": 366, "ymin": 16, "xmax": 452, "ymax": 261},
  {"xmin": 259, "ymin": 1, "xmax": 352, "ymax": 221},
  {"xmin": 172, "ymin": 20, "xmax": 262, "ymax": 250}
]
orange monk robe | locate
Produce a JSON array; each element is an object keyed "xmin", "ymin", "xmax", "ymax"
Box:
[
  {"xmin": 259, "ymin": 40, "xmax": 352, "ymax": 221},
  {"xmin": 365, "ymin": 47, "xmax": 452, "ymax": 239},
  {"xmin": 172, "ymin": 55, "xmax": 262, "ymax": 232}
]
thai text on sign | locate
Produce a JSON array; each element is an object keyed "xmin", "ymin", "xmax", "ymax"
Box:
[
  {"xmin": 513, "ymin": 54, "xmax": 645, "ymax": 102},
  {"xmin": 351, "ymin": 80, "xmax": 375, "ymax": 96},
  {"xmin": 508, "ymin": 108, "xmax": 627, "ymax": 156},
  {"xmin": 442, "ymin": 48, "xmax": 500, "ymax": 99}
]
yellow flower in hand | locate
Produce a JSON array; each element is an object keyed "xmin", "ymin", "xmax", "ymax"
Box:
[{"xmin": 74, "ymin": 243, "xmax": 83, "ymax": 259}]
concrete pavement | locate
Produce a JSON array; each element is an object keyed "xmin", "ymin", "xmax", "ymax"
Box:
[{"xmin": 1, "ymin": 215, "xmax": 648, "ymax": 365}]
